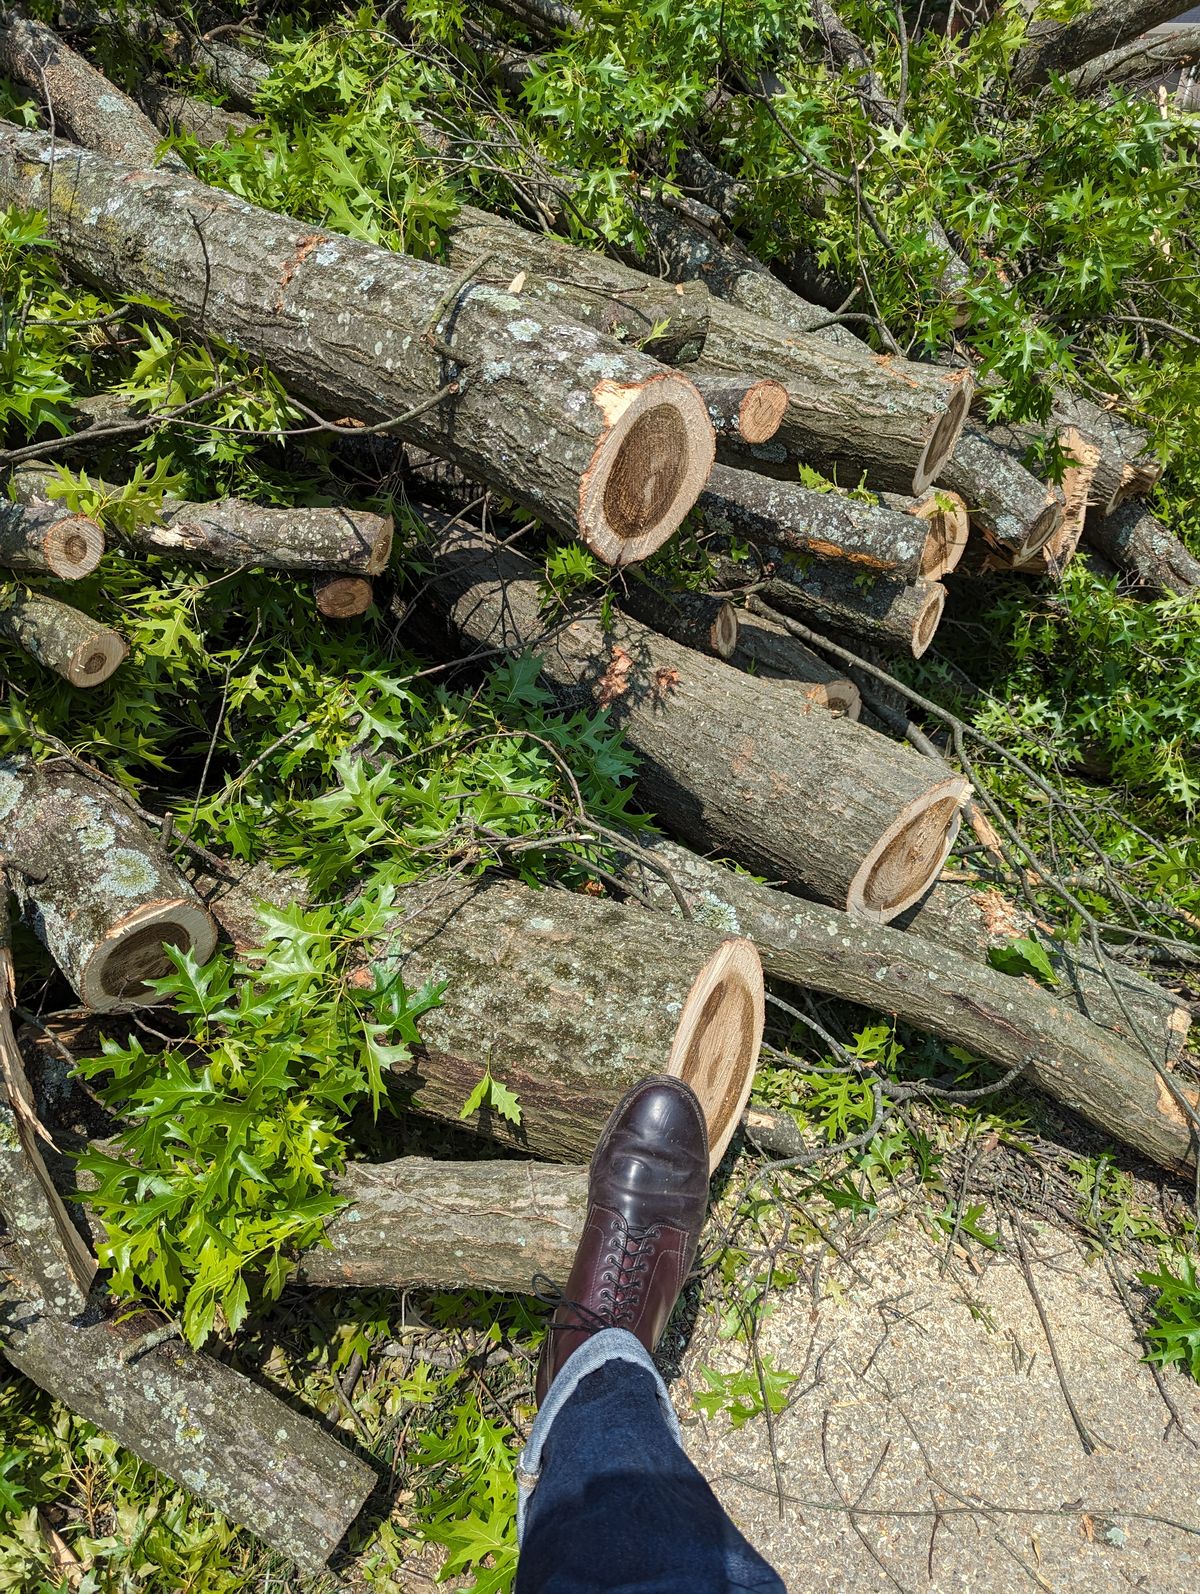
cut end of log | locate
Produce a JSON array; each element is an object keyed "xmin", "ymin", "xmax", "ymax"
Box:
[
  {"xmin": 848, "ymin": 777, "xmax": 970, "ymax": 924},
  {"xmin": 914, "ymin": 374, "xmax": 972, "ymax": 495},
  {"xmin": 66, "ymin": 628, "xmax": 127, "ymax": 687},
  {"xmin": 737, "ymin": 380, "xmax": 788, "ymax": 444},
  {"xmin": 666, "ymin": 935, "xmax": 765, "ymax": 1170},
  {"xmin": 913, "ymin": 491, "xmax": 970, "ymax": 580},
  {"xmin": 711, "ymin": 600, "xmax": 740, "ymax": 659},
  {"xmin": 821, "ymin": 677, "xmax": 863, "ymax": 719},
  {"xmin": 581, "ymin": 373, "xmax": 715, "ymax": 565},
  {"xmin": 911, "ymin": 584, "xmax": 946, "ymax": 659},
  {"xmin": 1014, "ymin": 499, "xmax": 1065, "ymax": 566},
  {"xmin": 44, "ymin": 513, "xmax": 104, "ymax": 579},
  {"xmin": 82, "ymin": 899, "xmax": 218, "ymax": 1013},
  {"xmin": 314, "ymin": 573, "xmax": 374, "ymax": 618}
]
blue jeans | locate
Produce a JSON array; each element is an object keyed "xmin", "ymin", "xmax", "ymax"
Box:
[{"xmin": 515, "ymin": 1329, "xmax": 786, "ymax": 1593}]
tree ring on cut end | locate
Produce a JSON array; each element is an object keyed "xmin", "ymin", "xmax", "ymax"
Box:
[
  {"xmin": 1016, "ymin": 500, "xmax": 1063, "ymax": 564},
  {"xmin": 914, "ymin": 491, "xmax": 970, "ymax": 581},
  {"xmin": 66, "ymin": 629, "xmax": 127, "ymax": 687},
  {"xmin": 580, "ymin": 373, "xmax": 715, "ymax": 567},
  {"xmin": 45, "ymin": 513, "xmax": 103, "ymax": 579},
  {"xmin": 738, "ymin": 380, "xmax": 788, "ymax": 445},
  {"xmin": 711, "ymin": 601, "xmax": 739, "ymax": 659},
  {"xmin": 666, "ymin": 936, "xmax": 765, "ymax": 1171},
  {"xmin": 914, "ymin": 374, "xmax": 972, "ymax": 495},
  {"xmin": 82, "ymin": 898, "xmax": 218, "ymax": 1013},
  {"xmin": 911, "ymin": 585, "xmax": 946, "ymax": 659},
  {"xmin": 848, "ymin": 777, "xmax": 970, "ymax": 924}
]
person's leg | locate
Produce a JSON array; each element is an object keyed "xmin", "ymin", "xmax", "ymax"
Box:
[
  {"xmin": 515, "ymin": 1077, "xmax": 786, "ymax": 1593},
  {"xmin": 515, "ymin": 1328, "xmax": 784, "ymax": 1594}
]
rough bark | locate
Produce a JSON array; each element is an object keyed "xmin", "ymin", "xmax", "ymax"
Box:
[
  {"xmin": 0, "ymin": 591, "xmax": 126, "ymax": 686},
  {"xmin": 1068, "ymin": 25, "xmax": 1200, "ymax": 96},
  {"xmin": 1013, "ymin": 0, "xmax": 1189, "ymax": 88},
  {"xmin": 694, "ymin": 297, "xmax": 974, "ymax": 495},
  {"xmin": 417, "ymin": 511, "xmax": 967, "ymax": 920},
  {"xmin": 1084, "ymin": 501, "xmax": 1200, "ymax": 595},
  {"xmin": 1050, "ymin": 392, "xmax": 1161, "ymax": 515},
  {"xmin": 377, "ymin": 874, "xmax": 763, "ymax": 1168},
  {"xmin": 1014, "ymin": 427, "xmax": 1100, "ymax": 575},
  {"xmin": 0, "ymin": 1285, "xmax": 375, "ymax": 1572},
  {"xmin": 11, "ymin": 465, "xmax": 393, "ymax": 574},
  {"xmin": 190, "ymin": 35, "xmax": 272, "ymax": 111},
  {"xmin": 0, "ymin": 15, "xmax": 181, "ymax": 169},
  {"xmin": 898, "ymin": 875, "xmax": 1191, "ymax": 1071},
  {"xmin": 0, "ymin": 758, "xmax": 217, "ymax": 1013},
  {"xmin": 137, "ymin": 79, "xmax": 257, "ymax": 145},
  {"xmin": 618, "ymin": 580, "xmax": 739, "ymax": 659},
  {"xmin": 0, "ymin": 127, "xmax": 715, "ymax": 566},
  {"xmin": 313, "ymin": 573, "xmax": 373, "ymax": 618},
  {"xmin": 0, "ymin": 497, "xmax": 103, "ymax": 579},
  {"xmin": 940, "ymin": 424, "xmax": 1064, "ymax": 562},
  {"xmin": 610, "ymin": 835, "xmax": 1199, "ymax": 1174},
  {"xmin": 298, "ymin": 1157, "xmax": 587, "ymax": 1291},
  {"xmin": 697, "ymin": 462, "xmax": 959, "ymax": 583},
  {"xmin": 442, "ymin": 204, "xmax": 712, "ymax": 364},
  {"xmin": 690, "ymin": 375, "xmax": 788, "ymax": 443},
  {"xmin": 711, "ymin": 547, "xmax": 946, "ymax": 659},
  {"xmin": 729, "ymin": 609, "xmax": 862, "ymax": 718}
]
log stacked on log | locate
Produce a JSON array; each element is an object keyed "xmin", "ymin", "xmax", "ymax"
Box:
[
  {"xmin": 0, "ymin": 496, "xmax": 103, "ymax": 578},
  {"xmin": 415, "ymin": 509, "xmax": 968, "ymax": 921}
]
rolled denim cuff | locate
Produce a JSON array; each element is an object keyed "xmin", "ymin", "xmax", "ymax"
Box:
[{"xmin": 515, "ymin": 1328, "xmax": 682, "ymax": 1544}]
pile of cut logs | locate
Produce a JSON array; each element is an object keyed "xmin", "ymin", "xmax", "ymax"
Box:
[{"xmin": 1, "ymin": 8, "xmax": 1197, "ymax": 1574}]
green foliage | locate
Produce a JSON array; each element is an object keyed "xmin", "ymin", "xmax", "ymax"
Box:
[
  {"xmin": 407, "ymin": 1391, "xmax": 519, "ymax": 1593},
  {"xmin": 987, "ymin": 934, "xmax": 1059, "ymax": 986},
  {"xmin": 692, "ymin": 1356, "xmax": 798, "ymax": 1428},
  {"xmin": 1140, "ymin": 1259, "xmax": 1200, "ymax": 1382},
  {"xmin": 459, "ymin": 1062, "xmax": 523, "ymax": 1127}
]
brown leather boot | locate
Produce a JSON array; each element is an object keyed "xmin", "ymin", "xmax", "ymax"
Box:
[{"xmin": 535, "ymin": 1075, "xmax": 710, "ymax": 1405}]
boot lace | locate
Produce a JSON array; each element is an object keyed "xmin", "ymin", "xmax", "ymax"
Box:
[{"xmin": 532, "ymin": 1218, "xmax": 663, "ymax": 1335}]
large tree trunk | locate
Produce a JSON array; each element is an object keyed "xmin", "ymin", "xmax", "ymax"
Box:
[
  {"xmin": 416, "ymin": 510, "xmax": 967, "ymax": 920},
  {"xmin": 713, "ymin": 548, "xmax": 946, "ymax": 658},
  {"xmin": 1013, "ymin": 0, "xmax": 1189, "ymax": 88},
  {"xmin": 377, "ymin": 875, "xmax": 763, "ymax": 1169},
  {"xmin": 0, "ymin": 126, "xmax": 715, "ymax": 567},
  {"xmin": 0, "ymin": 497, "xmax": 103, "ymax": 579},
  {"xmin": 298, "ymin": 1158, "xmax": 587, "ymax": 1292},
  {"xmin": 11, "ymin": 466, "xmax": 393, "ymax": 574},
  {"xmin": 609, "ymin": 835, "xmax": 1199, "ymax": 1174},
  {"xmin": 0, "ymin": 758, "xmax": 216, "ymax": 1012},
  {"xmin": 0, "ymin": 1285, "xmax": 375, "ymax": 1572},
  {"xmin": 1084, "ymin": 501, "xmax": 1200, "ymax": 595},
  {"xmin": 697, "ymin": 462, "xmax": 965, "ymax": 583},
  {"xmin": 0, "ymin": 16, "xmax": 181, "ymax": 169},
  {"xmin": 728, "ymin": 609, "xmax": 862, "ymax": 718},
  {"xmin": 897, "ymin": 876, "xmax": 1191, "ymax": 1068},
  {"xmin": 0, "ymin": 591, "xmax": 126, "ymax": 686}
]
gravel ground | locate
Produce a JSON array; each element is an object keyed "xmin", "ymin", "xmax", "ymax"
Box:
[{"xmin": 674, "ymin": 1215, "xmax": 1200, "ymax": 1593}]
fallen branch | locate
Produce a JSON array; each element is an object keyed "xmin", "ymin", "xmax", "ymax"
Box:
[{"xmin": 0, "ymin": 591, "xmax": 126, "ymax": 687}]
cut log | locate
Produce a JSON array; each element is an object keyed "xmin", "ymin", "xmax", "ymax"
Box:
[
  {"xmin": 940, "ymin": 424, "xmax": 1064, "ymax": 562},
  {"xmin": 898, "ymin": 876, "xmax": 1191, "ymax": 1071},
  {"xmin": 313, "ymin": 573, "xmax": 374, "ymax": 618},
  {"xmin": 691, "ymin": 376, "xmax": 788, "ymax": 443},
  {"xmin": 297, "ymin": 1158, "xmax": 587, "ymax": 1292},
  {"xmin": 138, "ymin": 79, "xmax": 258, "ymax": 145},
  {"xmin": 618, "ymin": 579, "xmax": 739, "ymax": 659},
  {"xmin": 0, "ymin": 15, "xmax": 181, "ymax": 169},
  {"xmin": 377, "ymin": 875, "xmax": 763, "ymax": 1169},
  {"xmin": 0, "ymin": 591, "xmax": 126, "ymax": 686},
  {"xmin": 11, "ymin": 464, "xmax": 394, "ymax": 574},
  {"xmin": 1067, "ymin": 25, "xmax": 1200, "ymax": 99},
  {"xmin": 1049, "ymin": 393, "xmax": 1161, "ymax": 515},
  {"xmin": 697, "ymin": 462, "xmax": 964, "ymax": 583},
  {"xmin": 880, "ymin": 490, "xmax": 970, "ymax": 581},
  {"xmin": 712, "ymin": 548, "xmax": 946, "ymax": 659},
  {"xmin": 0, "ymin": 127, "xmax": 715, "ymax": 567},
  {"xmin": 694, "ymin": 298, "xmax": 974, "ymax": 496},
  {"xmin": 1013, "ymin": 428, "xmax": 1101, "ymax": 575},
  {"xmin": 417, "ymin": 511, "xmax": 967, "ymax": 919},
  {"xmin": 609, "ymin": 834, "xmax": 1199, "ymax": 1175},
  {"xmin": 0, "ymin": 758, "xmax": 217, "ymax": 1012},
  {"xmin": 1084, "ymin": 501, "xmax": 1200, "ymax": 596},
  {"xmin": 0, "ymin": 878, "xmax": 97, "ymax": 1316},
  {"xmin": 1013, "ymin": 0, "xmax": 1188, "ymax": 88},
  {"xmin": 0, "ymin": 1283, "xmax": 375, "ymax": 1572},
  {"xmin": 0, "ymin": 497, "xmax": 103, "ymax": 579},
  {"xmin": 443, "ymin": 204, "xmax": 712, "ymax": 364},
  {"xmin": 729, "ymin": 609, "xmax": 862, "ymax": 718}
]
